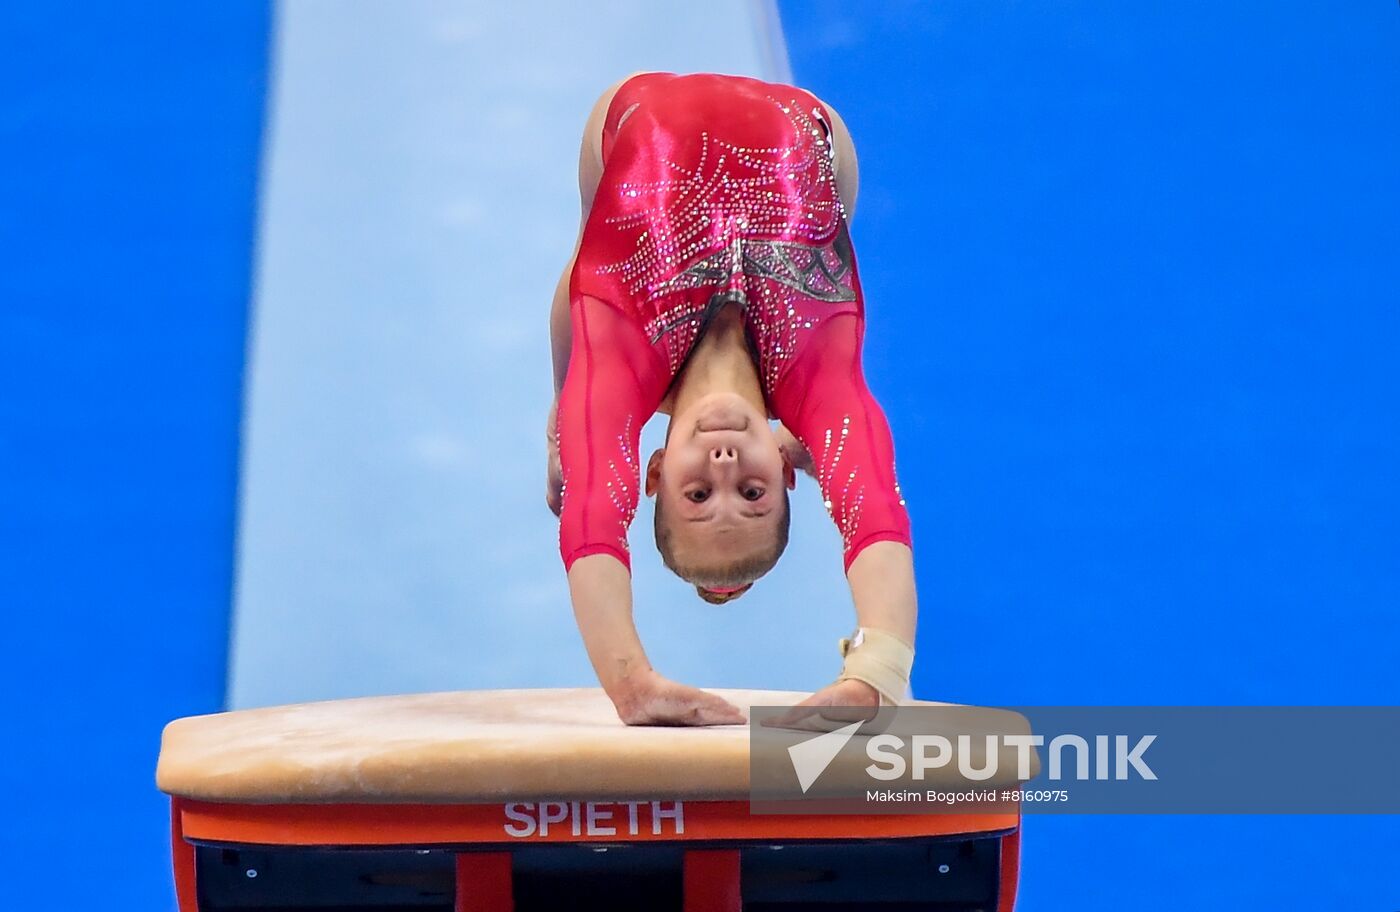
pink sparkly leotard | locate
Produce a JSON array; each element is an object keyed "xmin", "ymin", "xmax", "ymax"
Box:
[{"xmin": 557, "ymin": 72, "xmax": 910, "ymax": 573}]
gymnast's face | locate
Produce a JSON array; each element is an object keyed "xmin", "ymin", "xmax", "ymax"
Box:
[{"xmin": 646, "ymin": 393, "xmax": 795, "ymax": 591}]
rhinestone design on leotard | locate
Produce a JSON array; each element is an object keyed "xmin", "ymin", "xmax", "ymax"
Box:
[
  {"xmin": 595, "ymin": 98, "xmax": 853, "ymax": 382},
  {"xmin": 807, "ymin": 416, "xmax": 865, "ymax": 552},
  {"xmin": 649, "ymin": 237, "xmax": 855, "ymax": 309},
  {"xmin": 604, "ymin": 415, "xmax": 639, "ymax": 554},
  {"xmin": 740, "ymin": 233, "xmax": 856, "ymax": 397}
]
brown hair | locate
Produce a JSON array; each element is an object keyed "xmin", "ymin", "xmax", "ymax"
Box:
[{"xmin": 653, "ymin": 488, "xmax": 791, "ymax": 598}]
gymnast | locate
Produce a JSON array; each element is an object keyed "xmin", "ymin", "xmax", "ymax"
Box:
[{"xmin": 546, "ymin": 72, "xmax": 917, "ymax": 725}]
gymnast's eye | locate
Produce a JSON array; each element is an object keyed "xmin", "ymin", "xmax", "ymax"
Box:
[
  {"xmin": 742, "ymin": 485, "xmax": 764, "ymax": 501},
  {"xmin": 686, "ymin": 488, "xmax": 711, "ymax": 503}
]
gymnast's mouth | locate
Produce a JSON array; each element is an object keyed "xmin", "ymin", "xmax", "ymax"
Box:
[{"xmin": 696, "ymin": 417, "xmax": 750, "ymax": 433}]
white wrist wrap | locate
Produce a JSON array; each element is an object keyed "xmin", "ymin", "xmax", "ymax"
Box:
[{"xmin": 836, "ymin": 627, "xmax": 915, "ymax": 705}]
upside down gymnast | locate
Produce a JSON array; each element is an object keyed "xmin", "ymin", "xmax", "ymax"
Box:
[{"xmin": 547, "ymin": 71, "xmax": 918, "ymax": 725}]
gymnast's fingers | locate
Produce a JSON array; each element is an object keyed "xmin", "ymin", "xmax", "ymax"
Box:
[
  {"xmin": 765, "ymin": 683, "xmax": 878, "ymax": 732},
  {"xmin": 687, "ymin": 693, "xmax": 748, "ymax": 727},
  {"xmin": 660, "ymin": 686, "xmax": 746, "ymax": 726},
  {"xmin": 616, "ymin": 679, "xmax": 747, "ymax": 727}
]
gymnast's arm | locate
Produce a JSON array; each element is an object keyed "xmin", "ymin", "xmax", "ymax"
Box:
[
  {"xmin": 773, "ymin": 547, "xmax": 917, "ymax": 720},
  {"xmin": 771, "ymin": 315, "xmax": 917, "ymax": 712},
  {"xmin": 846, "ymin": 543, "xmax": 917, "ymax": 648},
  {"xmin": 547, "ymin": 77, "xmax": 626, "ymax": 513},
  {"xmin": 774, "ymin": 434, "xmax": 915, "ymax": 648},
  {"xmin": 568, "ymin": 555, "xmax": 746, "ymax": 726},
  {"xmin": 555, "ymin": 305, "xmax": 745, "ymax": 727}
]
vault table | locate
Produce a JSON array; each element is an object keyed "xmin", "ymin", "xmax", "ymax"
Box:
[{"xmin": 158, "ymin": 688, "xmax": 1022, "ymax": 911}]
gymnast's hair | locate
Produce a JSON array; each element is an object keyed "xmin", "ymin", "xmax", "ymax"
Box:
[{"xmin": 653, "ymin": 487, "xmax": 791, "ymax": 603}]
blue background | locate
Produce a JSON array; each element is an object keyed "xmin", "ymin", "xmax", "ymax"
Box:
[
  {"xmin": 779, "ymin": 0, "xmax": 1398, "ymax": 907},
  {"xmin": 1, "ymin": 1, "xmax": 1395, "ymax": 908},
  {"xmin": 0, "ymin": 2, "xmax": 271, "ymax": 908}
]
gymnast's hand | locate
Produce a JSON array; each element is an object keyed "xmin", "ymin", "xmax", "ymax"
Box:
[
  {"xmin": 765, "ymin": 679, "xmax": 880, "ymax": 731},
  {"xmin": 612, "ymin": 669, "xmax": 748, "ymax": 727},
  {"xmin": 546, "ymin": 398, "xmax": 564, "ymax": 516}
]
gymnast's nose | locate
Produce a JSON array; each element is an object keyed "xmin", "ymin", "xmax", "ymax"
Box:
[{"xmin": 710, "ymin": 446, "xmax": 738, "ymax": 465}]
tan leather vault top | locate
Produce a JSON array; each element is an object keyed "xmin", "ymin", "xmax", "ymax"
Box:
[
  {"xmin": 158, "ymin": 688, "xmax": 796, "ymax": 804},
  {"xmin": 157, "ymin": 687, "xmax": 1031, "ymax": 805}
]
